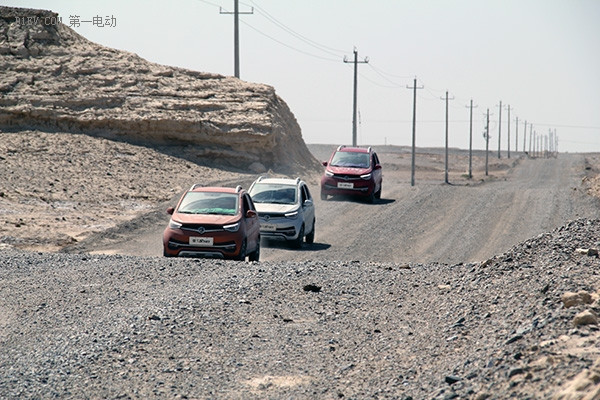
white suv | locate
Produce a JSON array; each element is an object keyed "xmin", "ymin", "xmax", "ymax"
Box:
[{"xmin": 248, "ymin": 177, "xmax": 316, "ymax": 248}]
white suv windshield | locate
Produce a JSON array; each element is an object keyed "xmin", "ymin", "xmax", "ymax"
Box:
[
  {"xmin": 250, "ymin": 183, "xmax": 297, "ymax": 205},
  {"xmin": 330, "ymin": 151, "xmax": 370, "ymax": 168},
  {"xmin": 178, "ymin": 192, "xmax": 238, "ymax": 215}
]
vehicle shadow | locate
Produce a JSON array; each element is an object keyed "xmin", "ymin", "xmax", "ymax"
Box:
[
  {"xmin": 323, "ymin": 195, "xmax": 396, "ymax": 205},
  {"xmin": 261, "ymin": 238, "xmax": 331, "ymax": 252}
]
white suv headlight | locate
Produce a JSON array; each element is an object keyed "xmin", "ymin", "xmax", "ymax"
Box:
[
  {"xmin": 285, "ymin": 211, "xmax": 299, "ymax": 219},
  {"xmin": 325, "ymin": 170, "xmax": 334, "ymax": 177}
]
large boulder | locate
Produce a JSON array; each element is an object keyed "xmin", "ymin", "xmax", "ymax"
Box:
[{"xmin": 0, "ymin": 6, "xmax": 321, "ymax": 174}]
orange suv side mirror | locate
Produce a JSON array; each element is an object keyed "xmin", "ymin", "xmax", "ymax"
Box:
[{"xmin": 166, "ymin": 207, "xmax": 175, "ymax": 215}]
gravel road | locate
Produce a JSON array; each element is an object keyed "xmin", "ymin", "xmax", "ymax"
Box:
[
  {"xmin": 1, "ymin": 219, "xmax": 600, "ymax": 399},
  {"xmin": 275, "ymin": 151, "xmax": 598, "ymax": 264},
  {"xmin": 73, "ymin": 147, "xmax": 599, "ymax": 266}
]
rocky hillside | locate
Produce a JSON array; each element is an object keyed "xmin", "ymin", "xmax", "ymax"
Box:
[{"xmin": 0, "ymin": 6, "xmax": 320, "ymax": 173}]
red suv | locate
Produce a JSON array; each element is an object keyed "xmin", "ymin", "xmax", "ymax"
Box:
[
  {"xmin": 162, "ymin": 185, "xmax": 260, "ymax": 261},
  {"xmin": 320, "ymin": 145, "xmax": 383, "ymax": 203}
]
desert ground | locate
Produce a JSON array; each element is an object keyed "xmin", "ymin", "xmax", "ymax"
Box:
[
  {"xmin": 1, "ymin": 130, "xmax": 600, "ymax": 400},
  {"xmin": 1, "ymin": 130, "xmax": 566, "ymax": 255}
]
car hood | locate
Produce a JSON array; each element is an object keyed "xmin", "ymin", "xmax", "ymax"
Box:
[
  {"xmin": 254, "ymin": 203, "xmax": 298, "ymax": 214},
  {"xmin": 327, "ymin": 165, "xmax": 371, "ymax": 175},
  {"xmin": 172, "ymin": 212, "xmax": 240, "ymax": 225}
]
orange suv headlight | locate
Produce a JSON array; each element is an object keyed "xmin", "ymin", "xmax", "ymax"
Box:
[
  {"xmin": 223, "ymin": 222, "xmax": 240, "ymax": 232},
  {"xmin": 169, "ymin": 219, "xmax": 182, "ymax": 229}
]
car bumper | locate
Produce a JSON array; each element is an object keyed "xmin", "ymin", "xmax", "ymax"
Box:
[
  {"xmin": 163, "ymin": 229, "xmax": 241, "ymax": 258},
  {"xmin": 258, "ymin": 217, "xmax": 302, "ymax": 241},
  {"xmin": 321, "ymin": 178, "xmax": 375, "ymax": 197}
]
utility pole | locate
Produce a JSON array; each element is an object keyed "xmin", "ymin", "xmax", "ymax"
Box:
[
  {"xmin": 407, "ymin": 78, "xmax": 423, "ymax": 186},
  {"xmin": 466, "ymin": 99, "xmax": 478, "ymax": 179},
  {"xmin": 344, "ymin": 48, "xmax": 369, "ymax": 147},
  {"xmin": 220, "ymin": 0, "xmax": 253, "ymax": 78},
  {"xmin": 485, "ymin": 109, "xmax": 490, "ymax": 176},
  {"xmin": 515, "ymin": 116, "xmax": 519, "ymax": 154},
  {"xmin": 497, "ymin": 101, "xmax": 502, "ymax": 158},
  {"xmin": 523, "ymin": 120, "xmax": 527, "ymax": 152},
  {"xmin": 505, "ymin": 105, "xmax": 511, "ymax": 158},
  {"xmin": 441, "ymin": 91, "xmax": 454, "ymax": 184},
  {"xmin": 529, "ymin": 124, "xmax": 533, "ymax": 155}
]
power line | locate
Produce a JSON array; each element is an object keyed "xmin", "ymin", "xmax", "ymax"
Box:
[
  {"xmin": 365, "ymin": 63, "xmax": 408, "ymax": 88},
  {"xmin": 197, "ymin": 0, "xmax": 224, "ymax": 9},
  {"xmin": 245, "ymin": 0, "xmax": 347, "ymax": 56},
  {"xmin": 239, "ymin": 19, "xmax": 339, "ymax": 62},
  {"xmin": 201, "ymin": 0, "xmax": 343, "ymax": 62}
]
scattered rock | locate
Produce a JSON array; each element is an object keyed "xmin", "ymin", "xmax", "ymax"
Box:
[
  {"xmin": 508, "ymin": 367, "xmax": 525, "ymax": 378},
  {"xmin": 562, "ymin": 291, "xmax": 594, "ymax": 308},
  {"xmin": 573, "ymin": 310, "xmax": 598, "ymax": 326},
  {"xmin": 505, "ymin": 334, "xmax": 524, "ymax": 345},
  {"xmin": 553, "ymin": 357, "xmax": 600, "ymax": 400},
  {"xmin": 575, "ymin": 248, "xmax": 599, "ymax": 257},
  {"xmin": 303, "ymin": 284, "xmax": 321, "ymax": 293},
  {"xmin": 445, "ymin": 375, "xmax": 461, "ymax": 385}
]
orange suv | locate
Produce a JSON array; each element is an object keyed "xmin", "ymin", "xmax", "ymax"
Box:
[{"xmin": 162, "ymin": 185, "xmax": 260, "ymax": 261}]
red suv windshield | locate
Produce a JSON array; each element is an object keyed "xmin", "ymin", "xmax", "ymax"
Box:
[{"xmin": 330, "ymin": 151, "xmax": 370, "ymax": 168}]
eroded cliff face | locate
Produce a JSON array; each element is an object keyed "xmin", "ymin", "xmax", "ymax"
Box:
[{"xmin": 0, "ymin": 6, "xmax": 321, "ymax": 174}]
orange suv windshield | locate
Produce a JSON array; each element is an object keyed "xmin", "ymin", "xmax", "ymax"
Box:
[{"xmin": 178, "ymin": 192, "xmax": 238, "ymax": 215}]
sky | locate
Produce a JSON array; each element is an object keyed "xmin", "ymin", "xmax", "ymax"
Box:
[{"xmin": 6, "ymin": 0, "xmax": 600, "ymax": 153}]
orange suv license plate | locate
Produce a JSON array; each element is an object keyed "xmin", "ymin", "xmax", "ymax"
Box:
[{"xmin": 190, "ymin": 237, "xmax": 213, "ymax": 246}]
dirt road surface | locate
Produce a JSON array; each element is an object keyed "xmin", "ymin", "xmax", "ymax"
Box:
[{"xmin": 72, "ymin": 146, "xmax": 599, "ymax": 264}]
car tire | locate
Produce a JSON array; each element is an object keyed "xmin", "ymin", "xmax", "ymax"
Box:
[
  {"xmin": 320, "ymin": 192, "xmax": 328, "ymax": 201},
  {"xmin": 248, "ymin": 239, "xmax": 260, "ymax": 262},
  {"xmin": 367, "ymin": 191, "xmax": 376, "ymax": 204},
  {"xmin": 375, "ymin": 185, "xmax": 382, "ymax": 199},
  {"xmin": 236, "ymin": 239, "xmax": 247, "ymax": 261},
  {"xmin": 293, "ymin": 225, "xmax": 305, "ymax": 249},
  {"xmin": 306, "ymin": 219, "xmax": 315, "ymax": 244},
  {"xmin": 163, "ymin": 249, "xmax": 174, "ymax": 257}
]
